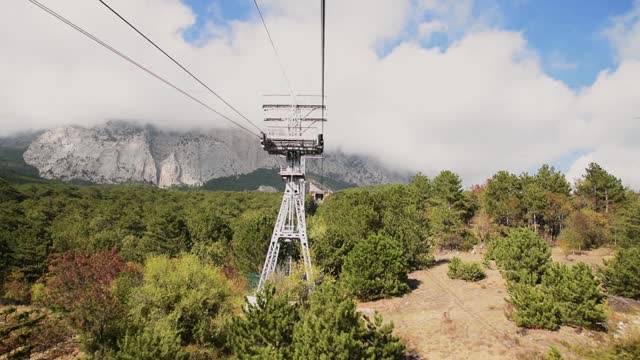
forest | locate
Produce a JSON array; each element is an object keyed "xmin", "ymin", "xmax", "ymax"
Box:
[{"xmin": 1, "ymin": 162, "xmax": 639, "ymax": 359}]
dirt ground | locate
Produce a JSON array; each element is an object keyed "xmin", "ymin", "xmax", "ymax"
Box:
[{"xmin": 358, "ymin": 248, "xmax": 640, "ymax": 360}]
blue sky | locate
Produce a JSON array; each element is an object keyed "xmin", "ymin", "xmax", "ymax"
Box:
[{"xmin": 181, "ymin": 0, "xmax": 634, "ymax": 89}]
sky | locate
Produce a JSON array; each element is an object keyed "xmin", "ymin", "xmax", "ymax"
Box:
[{"xmin": 1, "ymin": 0, "xmax": 640, "ymax": 188}]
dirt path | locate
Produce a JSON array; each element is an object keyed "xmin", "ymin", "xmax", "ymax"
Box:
[{"xmin": 358, "ymin": 249, "xmax": 629, "ymax": 360}]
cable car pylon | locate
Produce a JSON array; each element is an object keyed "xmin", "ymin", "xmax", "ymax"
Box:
[{"xmin": 252, "ymin": 95, "xmax": 326, "ymax": 296}]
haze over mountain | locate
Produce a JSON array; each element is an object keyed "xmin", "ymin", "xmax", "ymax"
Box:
[{"xmin": 19, "ymin": 121, "xmax": 407, "ymax": 188}]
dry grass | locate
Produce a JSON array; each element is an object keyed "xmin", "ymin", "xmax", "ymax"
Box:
[{"xmin": 358, "ymin": 248, "xmax": 640, "ymax": 360}]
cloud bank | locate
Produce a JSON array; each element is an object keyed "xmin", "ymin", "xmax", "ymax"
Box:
[{"xmin": 1, "ymin": 0, "xmax": 640, "ymax": 188}]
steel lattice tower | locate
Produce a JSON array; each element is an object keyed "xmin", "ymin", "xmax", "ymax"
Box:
[{"xmin": 256, "ymin": 95, "xmax": 325, "ymax": 293}]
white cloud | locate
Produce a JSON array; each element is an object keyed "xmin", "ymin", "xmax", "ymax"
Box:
[
  {"xmin": 418, "ymin": 21, "xmax": 447, "ymax": 41},
  {"xmin": 1, "ymin": 0, "xmax": 640, "ymax": 189},
  {"xmin": 548, "ymin": 51, "xmax": 578, "ymax": 71}
]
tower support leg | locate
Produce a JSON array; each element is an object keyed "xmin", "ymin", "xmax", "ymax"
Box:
[{"xmin": 256, "ymin": 177, "xmax": 312, "ymax": 293}]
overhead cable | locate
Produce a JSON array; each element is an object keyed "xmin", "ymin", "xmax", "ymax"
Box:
[
  {"xmin": 252, "ymin": 0, "xmax": 297, "ymax": 103},
  {"xmin": 26, "ymin": 0, "xmax": 261, "ymax": 138},
  {"xmin": 96, "ymin": 0, "xmax": 264, "ymax": 134}
]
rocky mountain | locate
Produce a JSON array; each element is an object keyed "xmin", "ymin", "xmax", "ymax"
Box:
[{"xmin": 21, "ymin": 121, "xmax": 407, "ymax": 188}]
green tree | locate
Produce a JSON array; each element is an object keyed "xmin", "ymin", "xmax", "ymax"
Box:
[
  {"xmin": 483, "ymin": 171, "xmax": 522, "ymax": 226},
  {"xmin": 408, "ymin": 172, "xmax": 432, "ymax": 209},
  {"xmin": 614, "ymin": 198, "xmax": 640, "ymax": 248},
  {"xmin": 291, "ymin": 280, "xmax": 404, "ymax": 360},
  {"xmin": 229, "ymin": 284, "xmax": 298, "ymax": 359},
  {"xmin": 542, "ymin": 262, "xmax": 606, "ymax": 328},
  {"xmin": 115, "ymin": 322, "xmax": 187, "ymax": 360},
  {"xmin": 341, "ymin": 234, "xmax": 410, "ymax": 301},
  {"xmin": 575, "ymin": 163, "xmax": 626, "ymax": 213},
  {"xmin": 507, "ymin": 282, "xmax": 562, "ymax": 330},
  {"xmin": 535, "ymin": 164, "xmax": 571, "ymax": 196},
  {"xmin": 231, "ymin": 210, "xmax": 276, "ymax": 275},
  {"xmin": 139, "ymin": 206, "xmax": 191, "ymax": 257},
  {"xmin": 487, "ymin": 228, "xmax": 551, "ymax": 284},
  {"xmin": 558, "ymin": 208, "xmax": 610, "ymax": 252},
  {"xmin": 601, "ymin": 247, "xmax": 640, "ymax": 300},
  {"xmin": 521, "ymin": 173, "xmax": 548, "ymax": 230},
  {"xmin": 127, "ymin": 255, "xmax": 234, "ymax": 350}
]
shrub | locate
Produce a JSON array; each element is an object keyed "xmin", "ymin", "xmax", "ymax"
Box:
[
  {"xmin": 544, "ymin": 345, "xmax": 563, "ymax": 360},
  {"xmin": 341, "ymin": 233, "xmax": 410, "ymax": 301},
  {"xmin": 127, "ymin": 255, "xmax": 234, "ymax": 349},
  {"xmin": 487, "ymin": 228, "xmax": 551, "ymax": 284},
  {"xmin": 447, "ymin": 257, "xmax": 485, "ymax": 281},
  {"xmin": 508, "ymin": 262, "xmax": 606, "ymax": 330},
  {"xmin": 229, "ymin": 284, "xmax": 298, "ymax": 359},
  {"xmin": 542, "ymin": 263, "xmax": 606, "ymax": 329},
  {"xmin": 507, "ymin": 282, "xmax": 562, "ymax": 330},
  {"xmin": 115, "ymin": 322, "xmax": 187, "ymax": 360},
  {"xmin": 292, "ymin": 280, "xmax": 404, "ymax": 359},
  {"xmin": 601, "ymin": 247, "xmax": 640, "ymax": 300}
]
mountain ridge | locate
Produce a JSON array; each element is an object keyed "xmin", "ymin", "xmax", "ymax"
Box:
[{"xmin": 17, "ymin": 121, "xmax": 408, "ymax": 188}]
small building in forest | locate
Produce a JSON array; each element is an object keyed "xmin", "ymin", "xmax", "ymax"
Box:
[{"xmin": 308, "ymin": 181, "xmax": 332, "ymax": 203}]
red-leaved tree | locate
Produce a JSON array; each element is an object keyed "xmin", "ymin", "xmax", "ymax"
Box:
[{"xmin": 41, "ymin": 249, "xmax": 138, "ymax": 353}]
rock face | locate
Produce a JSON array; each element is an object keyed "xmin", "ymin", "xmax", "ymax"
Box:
[{"xmin": 23, "ymin": 121, "xmax": 407, "ymax": 187}]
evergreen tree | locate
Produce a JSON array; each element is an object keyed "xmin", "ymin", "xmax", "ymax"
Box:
[
  {"xmin": 341, "ymin": 234, "xmax": 410, "ymax": 301},
  {"xmin": 535, "ymin": 164, "xmax": 571, "ymax": 196},
  {"xmin": 483, "ymin": 171, "xmax": 523, "ymax": 226},
  {"xmin": 507, "ymin": 282, "xmax": 562, "ymax": 330},
  {"xmin": 408, "ymin": 172, "xmax": 432, "ymax": 210},
  {"xmin": 488, "ymin": 228, "xmax": 551, "ymax": 284},
  {"xmin": 575, "ymin": 162, "xmax": 626, "ymax": 213},
  {"xmin": 115, "ymin": 322, "xmax": 187, "ymax": 360},
  {"xmin": 229, "ymin": 284, "xmax": 298, "ymax": 359},
  {"xmin": 140, "ymin": 206, "xmax": 191, "ymax": 257},
  {"xmin": 542, "ymin": 262, "xmax": 606, "ymax": 328},
  {"xmin": 292, "ymin": 281, "xmax": 364, "ymax": 359},
  {"xmin": 361, "ymin": 313, "xmax": 405, "ymax": 360},
  {"xmin": 614, "ymin": 198, "xmax": 640, "ymax": 248},
  {"xmin": 601, "ymin": 247, "xmax": 640, "ymax": 300},
  {"xmin": 231, "ymin": 210, "xmax": 276, "ymax": 275}
]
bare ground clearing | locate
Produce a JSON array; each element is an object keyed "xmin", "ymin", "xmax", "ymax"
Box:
[{"xmin": 358, "ymin": 248, "xmax": 640, "ymax": 360}]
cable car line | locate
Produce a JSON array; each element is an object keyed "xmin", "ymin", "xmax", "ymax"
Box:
[
  {"xmin": 96, "ymin": 0, "xmax": 264, "ymax": 135},
  {"xmin": 252, "ymin": 0, "xmax": 297, "ymax": 102},
  {"xmin": 25, "ymin": 0, "xmax": 261, "ymax": 139}
]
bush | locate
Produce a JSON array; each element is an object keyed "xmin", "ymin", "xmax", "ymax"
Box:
[
  {"xmin": 341, "ymin": 233, "xmax": 410, "ymax": 301},
  {"xmin": 447, "ymin": 257, "xmax": 485, "ymax": 281},
  {"xmin": 229, "ymin": 284, "xmax": 298, "ymax": 359},
  {"xmin": 544, "ymin": 345, "xmax": 563, "ymax": 360},
  {"xmin": 507, "ymin": 262, "xmax": 606, "ymax": 330},
  {"xmin": 486, "ymin": 228, "xmax": 551, "ymax": 284},
  {"xmin": 507, "ymin": 282, "xmax": 562, "ymax": 330},
  {"xmin": 601, "ymin": 247, "xmax": 640, "ymax": 300},
  {"xmin": 127, "ymin": 255, "xmax": 234, "ymax": 350},
  {"xmin": 542, "ymin": 263, "xmax": 606, "ymax": 329},
  {"xmin": 115, "ymin": 322, "xmax": 187, "ymax": 360},
  {"xmin": 292, "ymin": 280, "xmax": 404, "ymax": 359}
]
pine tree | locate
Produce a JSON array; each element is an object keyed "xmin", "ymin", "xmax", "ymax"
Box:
[
  {"xmin": 229, "ymin": 284, "xmax": 298, "ymax": 359},
  {"xmin": 341, "ymin": 234, "xmax": 410, "ymax": 301},
  {"xmin": 489, "ymin": 228, "xmax": 551, "ymax": 284},
  {"xmin": 507, "ymin": 282, "xmax": 562, "ymax": 330},
  {"xmin": 542, "ymin": 262, "xmax": 605, "ymax": 328},
  {"xmin": 361, "ymin": 313, "xmax": 405, "ymax": 360},
  {"xmin": 292, "ymin": 281, "xmax": 364, "ymax": 359},
  {"xmin": 601, "ymin": 247, "xmax": 640, "ymax": 300},
  {"xmin": 575, "ymin": 162, "xmax": 626, "ymax": 213}
]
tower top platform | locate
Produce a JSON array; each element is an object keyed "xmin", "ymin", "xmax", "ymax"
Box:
[{"xmin": 260, "ymin": 94, "xmax": 325, "ymax": 156}]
